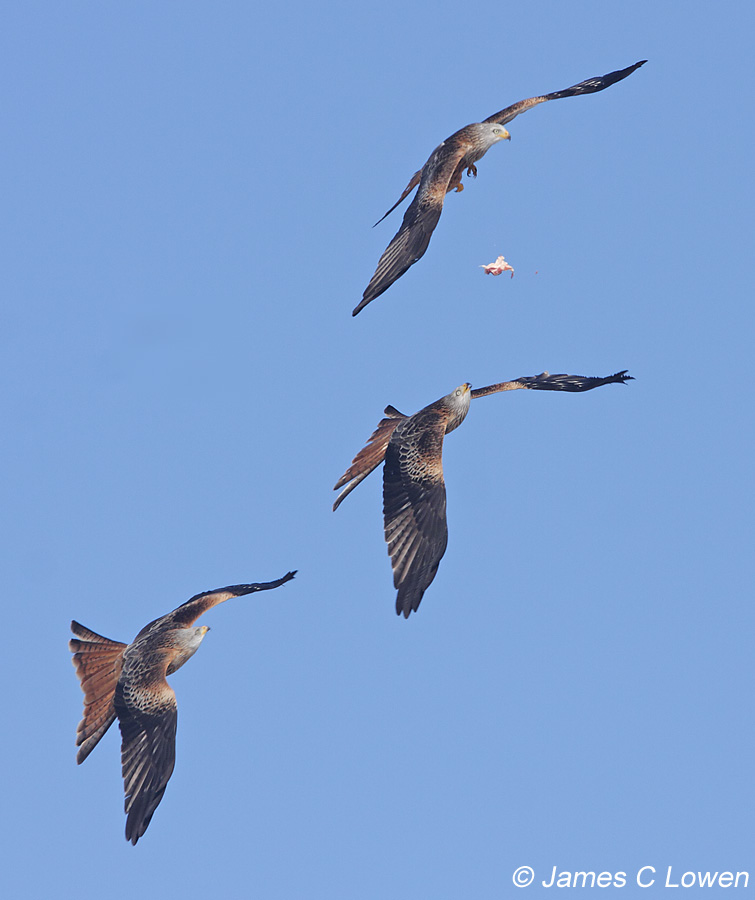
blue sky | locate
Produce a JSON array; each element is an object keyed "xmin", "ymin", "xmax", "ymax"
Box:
[{"xmin": 3, "ymin": 2, "xmax": 753, "ymax": 897}]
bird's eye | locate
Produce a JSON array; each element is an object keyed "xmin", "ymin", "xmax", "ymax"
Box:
[{"xmin": 455, "ymin": 390, "xmax": 461, "ymax": 396}]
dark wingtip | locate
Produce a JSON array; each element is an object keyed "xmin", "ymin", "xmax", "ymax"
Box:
[
  {"xmin": 273, "ymin": 570, "xmax": 297, "ymax": 585},
  {"xmin": 126, "ymin": 817, "xmax": 145, "ymax": 845},
  {"xmin": 352, "ymin": 296, "xmax": 370, "ymax": 316},
  {"xmin": 620, "ymin": 60, "xmax": 647, "ymax": 80},
  {"xmin": 227, "ymin": 571, "xmax": 297, "ymax": 596},
  {"xmin": 396, "ymin": 593, "xmax": 420, "ymax": 618},
  {"xmin": 622, "ymin": 60, "xmax": 647, "ymax": 74}
]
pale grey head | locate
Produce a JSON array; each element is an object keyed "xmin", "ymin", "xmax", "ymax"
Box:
[
  {"xmin": 471, "ymin": 122, "xmax": 511, "ymax": 151},
  {"xmin": 441, "ymin": 383, "xmax": 472, "ymax": 434},
  {"xmin": 166, "ymin": 625, "xmax": 211, "ymax": 674}
]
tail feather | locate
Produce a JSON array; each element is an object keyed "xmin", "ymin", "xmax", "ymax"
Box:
[
  {"xmin": 70, "ymin": 621, "xmax": 127, "ymax": 764},
  {"xmin": 333, "ymin": 407, "xmax": 406, "ymax": 510}
]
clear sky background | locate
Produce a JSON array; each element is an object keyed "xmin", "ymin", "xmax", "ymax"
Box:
[{"xmin": 3, "ymin": 2, "xmax": 753, "ymax": 897}]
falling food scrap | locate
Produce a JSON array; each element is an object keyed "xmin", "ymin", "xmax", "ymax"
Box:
[{"xmin": 481, "ymin": 255, "xmax": 514, "ymax": 278}]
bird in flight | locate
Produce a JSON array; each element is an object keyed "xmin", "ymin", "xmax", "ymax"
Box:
[
  {"xmin": 334, "ymin": 371, "xmax": 632, "ymax": 616},
  {"xmin": 69, "ymin": 571, "xmax": 296, "ymax": 844},
  {"xmin": 354, "ymin": 60, "xmax": 646, "ymax": 316}
]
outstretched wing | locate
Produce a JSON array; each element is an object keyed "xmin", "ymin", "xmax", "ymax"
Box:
[
  {"xmin": 354, "ymin": 137, "xmax": 472, "ymax": 316},
  {"xmin": 383, "ymin": 408, "xmax": 450, "ymax": 617},
  {"xmin": 115, "ymin": 647, "xmax": 179, "ymax": 845},
  {"xmin": 484, "ymin": 60, "xmax": 646, "ymax": 126},
  {"xmin": 333, "ymin": 405, "xmax": 407, "ymax": 510},
  {"xmin": 134, "ymin": 573, "xmax": 297, "ymax": 636},
  {"xmin": 471, "ymin": 370, "xmax": 633, "ymax": 399},
  {"xmin": 511, "ymin": 370, "xmax": 634, "ymax": 392},
  {"xmin": 70, "ymin": 622, "xmax": 128, "ymax": 764}
]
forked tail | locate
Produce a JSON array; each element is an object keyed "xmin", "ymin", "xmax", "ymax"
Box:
[{"xmin": 70, "ymin": 622, "xmax": 127, "ymax": 764}]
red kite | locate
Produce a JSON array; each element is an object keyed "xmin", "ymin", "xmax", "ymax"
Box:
[
  {"xmin": 354, "ymin": 61, "xmax": 645, "ymax": 315},
  {"xmin": 334, "ymin": 372, "xmax": 632, "ymax": 616},
  {"xmin": 70, "ymin": 572, "xmax": 296, "ymax": 844}
]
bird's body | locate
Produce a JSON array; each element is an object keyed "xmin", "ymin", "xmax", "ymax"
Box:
[
  {"xmin": 70, "ymin": 572, "xmax": 296, "ymax": 844},
  {"xmin": 334, "ymin": 371, "xmax": 632, "ymax": 616},
  {"xmin": 382, "ymin": 385, "xmax": 471, "ymax": 616},
  {"xmin": 354, "ymin": 60, "xmax": 646, "ymax": 315}
]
